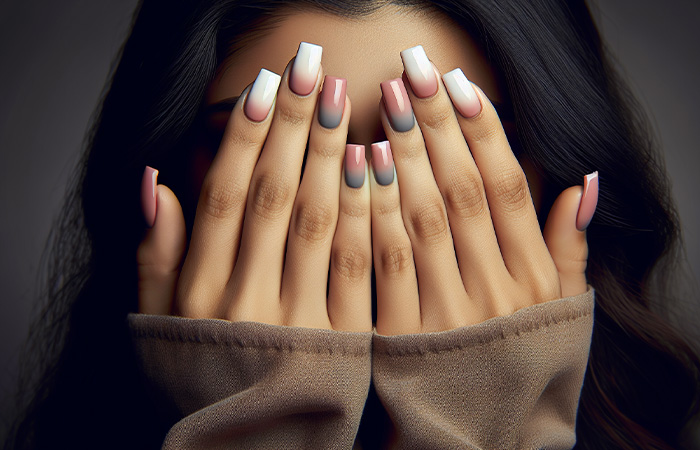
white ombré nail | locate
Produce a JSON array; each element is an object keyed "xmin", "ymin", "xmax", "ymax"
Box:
[
  {"xmin": 290, "ymin": 42, "xmax": 323, "ymax": 96},
  {"xmin": 245, "ymin": 68, "xmax": 281, "ymax": 122},
  {"xmin": 400, "ymin": 45, "xmax": 438, "ymax": 98},
  {"xmin": 442, "ymin": 68, "xmax": 481, "ymax": 118}
]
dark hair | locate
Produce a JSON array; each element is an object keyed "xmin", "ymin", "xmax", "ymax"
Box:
[{"xmin": 4, "ymin": 0, "xmax": 699, "ymax": 448}]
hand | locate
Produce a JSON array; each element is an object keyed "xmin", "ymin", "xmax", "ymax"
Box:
[
  {"xmin": 136, "ymin": 43, "xmax": 372, "ymax": 332},
  {"xmin": 370, "ymin": 45, "xmax": 598, "ymax": 335}
]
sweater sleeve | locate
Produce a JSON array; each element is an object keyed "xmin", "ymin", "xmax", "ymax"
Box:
[
  {"xmin": 371, "ymin": 286, "xmax": 595, "ymax": 450},
  {"xmin": 127, "ymin": 315, "xmax": 372, "ymax": 449}
]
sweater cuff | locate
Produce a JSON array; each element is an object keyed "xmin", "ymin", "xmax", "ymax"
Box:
[
  {"xmin": 128, "ymin": 315, "xmax": 372, "ymax": 449},
  {"xmin": 372, "ymin": 286, "xmax": 595, "ymax": 450}
]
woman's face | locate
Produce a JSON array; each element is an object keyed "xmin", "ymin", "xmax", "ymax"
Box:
[{"xmin": 196, "ymin": 5, "xmax": 543, "ymax": 213}]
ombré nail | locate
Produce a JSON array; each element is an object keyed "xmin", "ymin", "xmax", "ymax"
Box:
[
  {"xmin": 576, "ymin": 171, "xmax": 599, "ymax": 231},
  {"xmin": 141, "ymin": 166, "xmax": 158, "ymax": 228},
  {"xmin": 245, "ymin": 68, "xmax": 281, "ymax": 122},
  {"xmin": 400, "ymin": 45, "xmax": 438, "ymax": 98},
  {"xmin": 290, "ymin": 42, "xmax": 322, "ymax": 96},
  {"xmin": 380, "ymin": 78, "xmax": 415, "ymax": 132},
  {"xmin": 345, "ymin": 144, "xmax": 365, "ymax": 188},
  {"xmin": 371, "ymin": 141, "xmax": 395, "ymax": 186},
  {"xmin": 442, "ymin": 68, "xmax": 481, "ymax": 118},
  {"xmin": 319, "ymin": 76, "xmax": 346, "ymax": 129}
]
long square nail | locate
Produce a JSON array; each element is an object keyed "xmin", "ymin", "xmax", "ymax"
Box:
[
  {"xmin": 371, "ymin": 141, "xmax": 395, "ymax": 185},
  {"xmin": 345, "ymin": 144, "xmax": 366, "ymax": 188},
  {"xmin": 400, "ymin": 45, "xmax": 438, "ymax": 98},
  {"xmin": 290, "ymin": 42, "xmax": 323, "ymax": 96},
  {"xmin": 245, "ymin": 68, "xmax": 281, "ymax": 122},
  {"xmin": 380, "ymin": 78, "xmax": 415, "ymax": 132},
  {"xmin": 319, "ymin": 76, "xmax": 346, "ymax": 129}
]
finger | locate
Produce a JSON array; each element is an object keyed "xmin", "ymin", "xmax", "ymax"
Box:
[
  {"xmin": 444, "ymin": 71, "xmax": 556, "ymax": 293},
  {"xmin": 369, "ymin": 141, "xmax": 421, "ymax": 335},
  {"xmin": 400, "ymin": 47, "xmax": 512, "ymax": 307},
  {"xmin": 137, "ymin": 168, "xmax": 186, "ymax": 315},
  {"xmin": 282, "ymin": 78, "xmax": 350, "ymax": 327},
  {"xmin": 231, "ymin": 42, "xmax": 324, "ymax": 313},
  {"xmin": 327, "ymin": 145, "xmax": 372, "ymax": 332},
  {"xmin": 379, "ymin": 78, "xmax": 470, "ymax": 330},
  {"xmin": 543, "ymin": 172, "xmax": 598, "ymax": 298}
]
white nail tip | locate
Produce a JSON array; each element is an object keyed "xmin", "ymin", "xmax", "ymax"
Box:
[
  {"xmin": 401, "ymin": 45, "xmax": 432, "ymax": 81},
  {"xmin": 297, "ymin": 42, "xmax": 323, "ymax": 75},
  {"xmin": 442, "ymin": 68, "xmax": 480, "ymax": 117},
  {"xmin": 253, "ymin": 69, "xmax": 281, "ymax": 104}
]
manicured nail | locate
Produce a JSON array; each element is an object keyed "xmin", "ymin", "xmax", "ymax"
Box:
[
  {"xmin": 371, "ymin": 141, "xmax": 395, "ymax": 186},
  {"xmin": 400, "ymin": 45, "xmax": 438, "ymax": 98},
  {"xmin": 245, "ymin": 68, "xmax": 281, "ymax": 122},
  {"xmin": 442, "ymin": 68, "xmax": 481, "ymax": 118},
  {"xmin": 319, "ymin": 76, "xmax": 346, "ymax": 129},
  {"xmin": 141, "ymin": 166, "xmax": 158, "ymax": 228},
  {"xmin": 576, "ymin": 171, "xmax": 599, "ymax": 231},
  {"xmin": 380, "ymin": 79, "xmax": 415, "ymax": 132},
  {"xmin": 290, "ymin": 42, "xmax": 323, "ymax": 96},
  {"xmin": 345, "ymin": 144, "xmax": 366, "ymax": 188}
]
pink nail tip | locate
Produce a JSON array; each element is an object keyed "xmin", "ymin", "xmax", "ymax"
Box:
[
  {"xmin": 141, "ymin": 166, "xmax": 158, "ymax": 228},
  {"xmin": 576, "ymin": 171, "xmax": 599, "ymax": 231}
]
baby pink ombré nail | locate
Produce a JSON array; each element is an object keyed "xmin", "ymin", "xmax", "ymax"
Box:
[
  {"xmin": 576, "ymin": 171, "xmax": 599, "ymax": 231},
  {"xmin": 141, "ymin": 166, "xmax": 158, "ymax": 228},
  {"xmin": 380, "ymin": 78, "xmax": 415, "ymax": 132}
]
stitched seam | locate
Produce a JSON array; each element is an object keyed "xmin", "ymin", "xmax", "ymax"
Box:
[
  {"xmin": 376, "ymin": 310, "xmax": 592, "ymax": 357},
  {"xmin": 130, "ymin": 330, "xmax": 370, "ymax": 356}
]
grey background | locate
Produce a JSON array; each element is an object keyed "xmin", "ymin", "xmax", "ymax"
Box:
[{"xmin": 1, "ymin": 0, "xmax": 699, "ymax": 435}]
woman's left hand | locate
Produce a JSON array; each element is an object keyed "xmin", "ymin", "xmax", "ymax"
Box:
[{"xmin": 371, "ymin": 46, "xmax": 598, "ymax": 335}]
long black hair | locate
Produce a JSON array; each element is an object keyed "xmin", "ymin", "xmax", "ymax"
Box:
[{"xmin": 4, "ymin": 0, "xmax": 699, "ymax": 448}]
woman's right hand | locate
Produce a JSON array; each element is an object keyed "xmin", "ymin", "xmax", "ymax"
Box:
[{"xmin": 136, "ymin": 43, "xmax": 372, "ymax": 332}]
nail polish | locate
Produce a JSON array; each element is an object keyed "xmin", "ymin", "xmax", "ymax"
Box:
[
  {"xmin": 442, "ymin": 68, "xmax": 481, "ymax": 118},
  {"xmin": 345, "ymin": 144, "xmax": 366, "ymax": 188},
  {"xmin": 141, "ymin": 166, "xmax": 158, "ymax": 228},
  {"xmin": 245, "ymin": 68, "xmax": 282, "ymax": 122},
  {"xmin": 400, "ymin": 45, "xmax": 438, "ymax": 98},
  {"xmin": 371, "ymin": 141, "xmax": 395, "ymax": 186},
  {"xmin": 380, "ymin": 78, "xmax": 415, "ymax": 132},
  {"xmin": 319, "ymin": 76, "xmax": 346, "ymax": 129},
  {"xmin": 576, "ymin": 171, "xmax": 599, "ymax": 231},
  {"xmin": 290, "ymin": 42, "xmax": 323, "ymax": 96}
]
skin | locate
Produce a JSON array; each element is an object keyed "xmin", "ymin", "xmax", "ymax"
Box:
[{"xmin": 136, "ymin": 5, "xmax": 591, "ymax": 335}]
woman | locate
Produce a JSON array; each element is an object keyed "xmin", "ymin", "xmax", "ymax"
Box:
[{"xmin": 5, "ymin": 0, "xmax": 699, "ymax": 449}]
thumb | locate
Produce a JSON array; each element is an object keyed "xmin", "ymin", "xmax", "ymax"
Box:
[
  {"xmin": 137, "ymin": 166, "xmax": 186, "ymax": 315},
  {"xmin": 543, "ymin": 171, "xmax": 599, "ymax": 298}
]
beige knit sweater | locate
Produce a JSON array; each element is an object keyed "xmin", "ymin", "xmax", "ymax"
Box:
[{"xmin": 127, "ymin": 286, "xmax": 595, "ymax": 449}]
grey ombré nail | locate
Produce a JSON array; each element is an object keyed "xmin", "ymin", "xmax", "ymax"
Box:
[
  {"xmin": 318, "ymin": 76, "xmax": 346, "ymax": 129},
  {"xmin": 380, "ymin": 78, "xmax": 415, "ymax": 132},
  {"xmin": 345, "ymin": 144, "xmax": 366, "ymax": 188},
  {"xmin": 371, "ymin": 141, "xmax": 395, "ymax": 186}
]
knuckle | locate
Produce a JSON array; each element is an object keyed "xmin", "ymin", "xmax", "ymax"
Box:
[
  {"xmin": 200, "ymin": 179, "xmax": 245, "ymax": 220},
  {"xmin": 419, "ymin": 105, "xmax": 454, "ymax": 131},
  {"xmin": 293, "ymin": 200, "xmax": 335, "ymax": 243},
  {"xmin": 380, "ymin": 242, "xmax": 414, "ymax": 278},
  {"xmin": 391, "ymin": 142, "xmax": 424, "ymax": 162},
  {"xmin": 310, "ymin": 142, "xmax": 343, "ymax": 159},
  {"xmin": 221, "ymin": 126, "xmax": 260, "ymax": 151},
  {"xmin": 251, "ymin": 172, "xmax": 290, "ymax": 220},
  {"xmin": 467, "ymin": 115, "xmax": 501, "ymax": 143},
  {"xmin": 443, "ymin": 172, "xmax": 486, "ymax": 220},
  {"xmin": 276, "ymin": 104, "xmax": 307, "ymax": 127},
  {"xmin": 332, "ymin": 245, "xmax": 369, "ymax": 281},
  {"xmin": 408, "ymin": 198, "xmax": 449, "ymax": 244},
  {"xmin": 493, "ymin": 168, "xmax": 530, "ymax": 213},
  {"xmin": 340, "ymin": 200, "xmax": 368, "ymax": 220},
  {"xmin": 374, "ymin": 195, "xmax": 401, "ymax": 218}
]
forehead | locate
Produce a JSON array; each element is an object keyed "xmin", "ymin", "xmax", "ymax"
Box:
[{"xmin": 206, "ymin": 4, "xmax": 502, "ymax": 142}]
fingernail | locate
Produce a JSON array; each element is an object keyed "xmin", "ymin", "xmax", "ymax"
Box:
[
  {"xmin": 371, "ymin": 141, "xmax": 395, "ymax": 186},
  {"xmin": 345, "ymin": 144, "xmax": 366, "ymax": 188},
  {"xmin": 290, "ymin": 42, "xmax": 322, "ymax": 96},
  {"xmin": 442, "ymin": 68, "xmax": 481, "ymax": 118},
  {"xmin": 141, "ymin": 166, "xmax": 158, "ymax": 228},
  {"xmin": 400, "ymin": 45, "xmax": 438, "ymax": 98},
  {"xmin": 245, "ymin": 68, "xmax": 281, "ymax": 122},
  {"xmin": 576, "ymin": 171, "xmax": 599, "ymax": 231},
  {"xmin": 319, "ymin": 76, "xmax": 346, "ymax": 129},
  {"xmin": 380, "ymin": 78, "xmax": 415, "ymax": 132}
]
